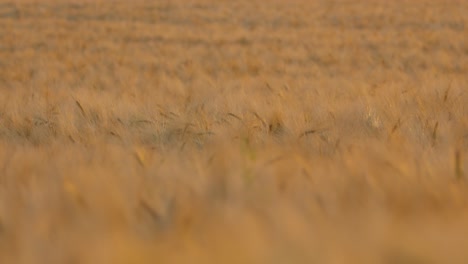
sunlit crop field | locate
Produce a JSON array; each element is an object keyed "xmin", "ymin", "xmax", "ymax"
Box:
[{"xmin": 0, "ymin": 0, "xmax": 467, "ymax": 263}]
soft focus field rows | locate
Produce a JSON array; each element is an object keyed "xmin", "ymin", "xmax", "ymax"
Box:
[{"xmin": 0, "ymin": 1, "xmax": 467, "ymax": 263}]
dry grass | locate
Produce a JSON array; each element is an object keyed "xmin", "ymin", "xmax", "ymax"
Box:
[{"xmin": 0, "ymin": 0, "xmax": 467, "ymax": 263}]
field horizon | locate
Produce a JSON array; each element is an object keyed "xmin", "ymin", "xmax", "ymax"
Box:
[{"xmin": 0, "ymin": 0, "xmax": 467, "ymax": 263}]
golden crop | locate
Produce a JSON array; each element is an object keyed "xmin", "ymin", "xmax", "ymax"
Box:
[{"xmin": 0, "ymin": 0, "xmax": 467, "ymax": 263}]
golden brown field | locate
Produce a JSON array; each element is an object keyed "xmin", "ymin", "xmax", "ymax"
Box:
[{"xmin": 0, "ymin": 0, "xmax": 467, "ymax": 263}]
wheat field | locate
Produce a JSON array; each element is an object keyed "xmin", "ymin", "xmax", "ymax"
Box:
[{"xmin": 0, "ymin": 0, "xmax": 467, "ymax": 263}]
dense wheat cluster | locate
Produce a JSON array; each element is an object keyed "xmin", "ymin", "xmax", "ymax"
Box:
[{"xmin": 0, "ymin": 0, "xmax": 467, "ymax": 263}]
